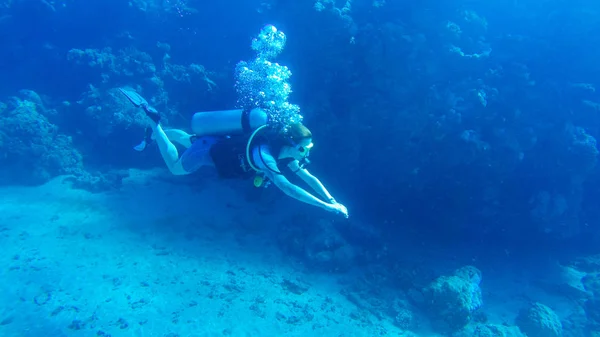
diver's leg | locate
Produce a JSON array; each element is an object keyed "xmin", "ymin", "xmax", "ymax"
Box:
[
  {"xmin": 141, "ymin": 104, "xmax": 190, "ymax": 175},
  {"xmin": 163, "ymin": 129, "xmax": 194, "ymax": 149},
  {"xmin": 151, "ymin": 124, "xmax": 189, "ymax": 175}
]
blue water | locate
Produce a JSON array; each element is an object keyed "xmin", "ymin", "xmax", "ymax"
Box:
[{"xmin": 1, "ymin": 0, "xmax": 600, "ymax": 336}]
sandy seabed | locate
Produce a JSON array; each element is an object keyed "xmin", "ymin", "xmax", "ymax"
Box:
[
  {"xmin": 0, "ymin": 170, "xmax": 412, "ymax": 337},
  {"xmin": 0, "ymin": 169, "xmax": 584, "ymax": 337}
]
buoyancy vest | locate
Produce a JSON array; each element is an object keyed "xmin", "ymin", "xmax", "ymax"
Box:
[{"xmin": 208, "ymin": 134, "xmax": 296, "ymax": 179}]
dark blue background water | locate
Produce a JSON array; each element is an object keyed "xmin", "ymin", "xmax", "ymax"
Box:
[
  {"xmin": 3, "ymin": 0, "xmax": 600, "ymax": 244},
  {"xmin": 2, "ymin": 0, "xmax": 600, "ymax": 248},
  {"xmin": 2, "ymin": 1, "xmax": 600, "ymax": 334}
]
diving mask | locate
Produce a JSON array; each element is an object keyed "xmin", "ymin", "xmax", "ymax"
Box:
[
  {"xmin": 295, "ymin": 140, "xmax": 313, "ymax": 167},
  {"xmin": 295, "ymin": 140, "xmax": 313, "ymax": 157}
]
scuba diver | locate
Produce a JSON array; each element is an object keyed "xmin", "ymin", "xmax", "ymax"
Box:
[{"xmin": 120, "ymin": 88, "xmax": 349, "ymax": 218}]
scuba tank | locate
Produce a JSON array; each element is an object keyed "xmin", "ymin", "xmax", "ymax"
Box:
[
  {"xmin": 192, "ymin": 107, "xmax": 272, "ymax": 188},
  {"xmin": 191, "ymin": 108, "xmax": 268, "ymax": 136}
]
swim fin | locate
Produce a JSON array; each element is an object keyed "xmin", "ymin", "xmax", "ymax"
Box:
[
  {"xmin": 119, "ymin": 87, "xmax": 149, "ymax": 107},
  {"xmin": 119, "ymin": 87, "xmax": 159, "ymax": 151},
  {"xmin": 118, "ymin": 87, "xmax": 160, "ymax": 123},
  {"xmin": 133, "ymin": 127, "xmax": 154, "ymax": 152}
]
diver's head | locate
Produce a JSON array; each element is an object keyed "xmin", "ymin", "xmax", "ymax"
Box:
[{"xmin": 283, "ymin": 123, "xmax": 313, "ymax": 161}]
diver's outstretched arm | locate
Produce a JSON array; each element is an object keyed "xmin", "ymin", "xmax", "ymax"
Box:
[
  {"xmin": 264, "ymin": 168, "xmax": 348, "ymax": 217},
  {"xmin": 287, "ymin": 161, "xmax": 348, "ymax": 217},
  {"xmin": 292, "ymin": 165, "xmax": 336, "ymax": 203},
  {"xmin": 268, "ymin": 172, "xmax": 329, "ymax": 210}
]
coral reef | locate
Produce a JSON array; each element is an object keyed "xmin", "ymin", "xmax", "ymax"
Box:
[
  {"xmin": 74, "ymin": 85, "xmax": 148, "ymax": 138},
  {"xmin": 515, "ymin": 302, "xmax": 563, "ymax": 337},
  {"xmin": 416, "ymin": 266, "xmax": 483, "ymax": 332},
  {"xmin": 67, "ymin": 44, "xmax": 216, "ymax": 121},
  {"xmin": 277, "ymin": 217, "xmax": 357, "ymax": 272},
  {"xmin": 453, "ymin": 323, "xmax": 525, "ymax": 337},
  {"xmin": 0, "ymin": 91, "xmax": 83, "ymax": 185}
]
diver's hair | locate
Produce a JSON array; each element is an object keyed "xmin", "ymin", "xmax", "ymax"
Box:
[
  {"xmin": 287, "ymin": 123, "xmax": 312, "ymax": 144},
  {"xmin": 264, "ymin": 123, "xmax": 312, "ymax": 157}
]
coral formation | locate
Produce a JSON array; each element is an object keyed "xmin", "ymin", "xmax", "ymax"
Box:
[
  {"xmin": 420, "ymin": 266, "xmax": 483, "ymax": 332},
  {"xmin": 515, "ymin": 302, "xmax": 563, "ymax": 337},
  {"xmin": 0, "ymin": 91, "xmax": 83, "ymax": 185}
]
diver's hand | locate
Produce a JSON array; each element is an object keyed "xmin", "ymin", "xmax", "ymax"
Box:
[{"xmin": 325, "ymin": 202, "xmax": 349, "ymax": 218}]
